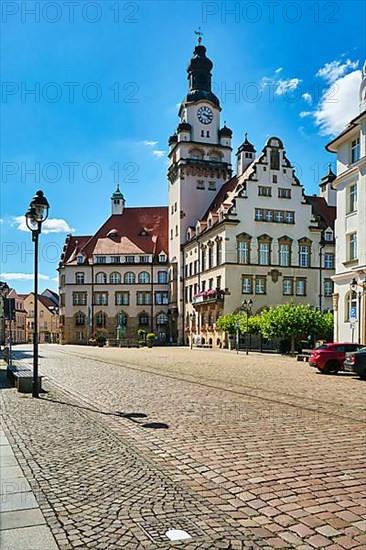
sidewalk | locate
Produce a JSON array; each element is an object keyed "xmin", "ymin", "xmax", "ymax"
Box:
[{"xmin": 0, "ymin": 369, "xmax": 58, "ymax": 549}]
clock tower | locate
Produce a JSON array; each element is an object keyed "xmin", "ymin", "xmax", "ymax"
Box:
[{"xmin": 167, "ymin": 39, "xmax": 232, "ymax": 342}]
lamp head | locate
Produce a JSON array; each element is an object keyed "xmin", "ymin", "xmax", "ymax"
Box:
[
  {"xmin": 350, "ymin": 278, "xmax": 358, "ymax": 292},
  {"xmin": 26, "ymin": 190, "xmax": 50, "ymax": 224},
  {"xmin": 0, "ymin": 281, "xmax": 10, "ymax": 298}
]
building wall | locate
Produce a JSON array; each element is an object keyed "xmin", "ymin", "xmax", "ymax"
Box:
[
  {"xmin": 23, "ymin": 294, "xmax": 60, "ymax": 344},
  {"xmin": 182, "ymin": 139, "xmax": 335, "ymax": 346},
  {"xmin": 331, "ymin": 114, "xmax": 366, "ymax": 344},
  {"xmin": 59, "ymin": 261, "xmax": 169, "ymax": 345},
  {"xmin": 6, "ymin": 290, "xmax": 26, "ymax": 344}
]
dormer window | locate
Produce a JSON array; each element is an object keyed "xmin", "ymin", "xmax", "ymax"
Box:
[
  {"xmin": 77, "ymin": 255, "xmax": 84, "ymax": 265},
  {"xmin": 324, "ymin": 230, "xmax": 333, "ymax": 242},
  {"xmin": 159, "ymin": 253, "xmax": 167, "ymax": 263}
]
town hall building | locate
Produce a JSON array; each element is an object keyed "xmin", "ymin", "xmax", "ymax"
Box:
[{"xmin": 59, "ymin": 39, "xmax": 336, "ymax": 346}]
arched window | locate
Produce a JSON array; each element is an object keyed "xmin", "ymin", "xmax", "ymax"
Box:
[
  {"xmin": 201, "ymin": 313, "xmax": 206, "ymax": 326},
  {"xmin": 124, "ymin": 272, "xmax": 135, "ymax": 284},
  {"xmin": 345, "ymin": 291, "xmax": 358, "ymax": 322},
  {"xmin": 190, "ymin": 148, "xmax": 204, "ymax": 159},
  {"xmin": 96, "ymin": 312, "xmax": 106, "ymax": 328},
  {"xmin": 208, "ymin": 312, "xmax": 215, "ymax": 326},
  {"xmin": 157, "ymin": 313, "xmax": 168, "ymax": 325},
  {"xmin": 75, "ymin": 312, "xmax": 85, "ymax": 326},
  {"xmin": 110, "ymin": 272, "xmax": 121, "ymax": 284},
  {"xmin": 138, "ymin": 271, "xmax": 150, "ymax": 284},
  {"xmin": 139, "ymin": 312, "xmax": 149, "ymax": 326},
  {"xmin": 96, "ymin": 272, "xmax": 107, "ymax": 284}
]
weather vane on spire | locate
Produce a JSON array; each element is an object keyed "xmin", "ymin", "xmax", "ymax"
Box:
[{"xmin": 194, "ymin": 27, "xmax": 203, "ymax": 44}]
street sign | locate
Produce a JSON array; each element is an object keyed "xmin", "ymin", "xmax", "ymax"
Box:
[{"xmin": 350, "ymin": 306, "xmax": 357, "ymax": 320}]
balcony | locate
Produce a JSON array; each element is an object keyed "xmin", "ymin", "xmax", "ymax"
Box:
[{"xmin": 192, "ymin": 289, "xmax": 225, "ymax": 306}]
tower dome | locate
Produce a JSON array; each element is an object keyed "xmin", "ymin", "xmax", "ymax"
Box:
[{"xmin": 111, "ymin": 185, "xmax": 125, "ymax": 215}]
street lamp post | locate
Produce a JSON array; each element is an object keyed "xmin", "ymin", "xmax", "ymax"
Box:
[
  {"xmin": 242, "ymin": 299, "xmax": 253, "ymax": 355},
  {"xmin": 25, "ymin": 190, "xmax": 50, "ymax": 398},
  {"xmin": 235, "ymin": 320, "xmax": 240, "ymax": 354},
  {"xmin": 0, "ymin": 282, "xmax": 10, "ymax": 352},
  {"xmin": 350, "ymin": 277, "xmax": 366, "ymax": 344},
  {"xmin": 189, "ymin": 312, "xmax": 195, "ymax": 349}
]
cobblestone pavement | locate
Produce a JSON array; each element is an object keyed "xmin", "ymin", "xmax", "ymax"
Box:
[{"xmin": 1, "ymin": 345, "xmax": 366, "ymax": 550}]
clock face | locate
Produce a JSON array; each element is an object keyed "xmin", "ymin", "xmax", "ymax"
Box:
[{"xmin": 197, "ymin": 106, "xmax": 213, "ymax": 125}]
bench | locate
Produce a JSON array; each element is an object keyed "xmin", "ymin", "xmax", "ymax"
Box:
[
  {"xmin": 7, "ymin": 364, "xmax": 43, "ymax": 393},
  {"xmin": 195, "ymin": 344, "xmax": 213, "ymax": 349}
]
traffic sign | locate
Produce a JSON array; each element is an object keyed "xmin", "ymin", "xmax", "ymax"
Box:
[{"xmin": 350, "ymin": 306, "xmax": 357, "ymax": 320}]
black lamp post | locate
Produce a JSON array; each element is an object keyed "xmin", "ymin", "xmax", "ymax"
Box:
[
  {"xmin": 189, "ymin": 312, "xmax": 195, "ymax": 349},
  {"xmin": 242, "ymin": 299, "xmax": 253, "ymax": 355},
  {"xmin": 235, "ymin": 320, "xmax": 240, "ymax": 354},
  {"xmin": 350, "ymin": 277, "xmax": 366, "ymax": 344},
  {"xmin": 25, "ymin": 190, "xmax": 49, "ymax": 398},
  {"xmin": 0, "ymin": 281, "xmax": 10, "ymax": 350}
]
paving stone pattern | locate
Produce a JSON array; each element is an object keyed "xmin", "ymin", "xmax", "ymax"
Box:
[{"xmin": 1, "ymin": 345, "xmax": 366, "ymax": 549}]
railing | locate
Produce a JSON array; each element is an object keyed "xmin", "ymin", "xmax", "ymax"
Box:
[{"xmin": 192, "ymin": 289, "xmax": 224, "ymax": 305}]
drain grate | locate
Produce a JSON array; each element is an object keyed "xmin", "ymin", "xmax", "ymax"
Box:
[{"xmin": 136, "ymin": 516, "xmax": 205, "ymax": 543}]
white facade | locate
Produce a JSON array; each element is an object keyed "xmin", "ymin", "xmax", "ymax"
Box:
[{"xmin": 327, "ymin": 62, "xmax": 366, "ymax": 344}]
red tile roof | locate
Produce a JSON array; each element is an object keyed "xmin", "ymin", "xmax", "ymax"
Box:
[
  {"xmin": 304, "ymin": 195, "xmax": 336, "ymax": 229},
  {"xmin": 61, "ymin": 207, "xmax": 168, "ymax": 265},
  {"xmin": 202, "ymin": 175, "xmax": 238, "ymax": 221}
]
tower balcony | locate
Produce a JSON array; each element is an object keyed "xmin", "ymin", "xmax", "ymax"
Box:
[{"xmin": 192, "ymin": 289, "xmax": 225, "ymax": 307}]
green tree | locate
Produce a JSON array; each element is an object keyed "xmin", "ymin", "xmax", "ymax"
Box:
[
  {"xmin": 258, "ymin": 303, "xmax": 328, "ymax": 353},
  {"xmin": 216, "ymin": 313, "xmax": 244, "ymax": 335}
]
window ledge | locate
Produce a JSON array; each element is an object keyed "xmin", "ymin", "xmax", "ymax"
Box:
[
  {"xmin": 343, "ymin": 259, "xmax": 359, "ymax": 267},
  {"xmin": 345, "ymin": 210, "xmax": 357, "ymax": 218}
]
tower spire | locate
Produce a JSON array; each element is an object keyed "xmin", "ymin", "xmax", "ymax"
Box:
[{"xmin": 194, "ymin": 27, "xmax": 203, "ymax": 44}]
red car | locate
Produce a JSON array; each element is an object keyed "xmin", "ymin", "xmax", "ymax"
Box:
[{"xmin": 309, "ymin": 343, "xmax": 364, "ymax": 374}]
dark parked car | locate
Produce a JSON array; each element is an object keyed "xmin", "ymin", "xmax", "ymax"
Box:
[
  {"xmin": 309, "ymin": 343, "xmax": 364, "ymax": 374},
  {"xmin": 344, "ymin": 347, "xmax": 366, "ymax": 379}
]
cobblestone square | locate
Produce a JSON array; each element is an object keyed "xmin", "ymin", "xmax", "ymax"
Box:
[{"xmin": 1, "ymin": 345, "xmax": 365, "ymax": 549}]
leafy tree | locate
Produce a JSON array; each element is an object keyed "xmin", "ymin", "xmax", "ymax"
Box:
[
  {"xmin": 216, "ymin": 313, "xmax": 244, "ymax": 335},
  {"xmin": 258, "ymin": 303, "xmax": 329, "ymax": 353}
]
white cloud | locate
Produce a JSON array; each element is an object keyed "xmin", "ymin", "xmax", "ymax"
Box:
[
  {"xmin": 299, "ymin": 111, "xmax": 312, "ymax": 118},
  {"xmin": 302, "ymin": 92, "xmax": 312, "ymax": 104},
  {"xmin": 143, "ymin": 140, "xmax": 158, "ymax": 147},
  {"xmin": 275, "ymin": 67, "xmax": 283, "ymax": 74},
  {"xmin": 12, "ymin": 216, "xmax": 74, "ymax": 234},
  {"xmin": 316, "ymin": 59, "xmax": 358, "ymax": 83},
  {"xmin": 0, "ymin": 219, "xmax": 3, "ymax": 224},
  {"xmin": 313, "ymin": 69, "xmax": 361, "ymax": 136},
  {"xmin": 275, "ymin": 78, "xmax": 302, "ymax": 95},
  {"xmin": 0, "ymin": 272, "xmax": 50, "ymax": 281},
  {"xmin": 152, "ymin": 150, "xmax": 165, "ymax": 158}
]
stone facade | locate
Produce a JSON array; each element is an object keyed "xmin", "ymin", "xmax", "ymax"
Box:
[{"xmin": 327, "ymin": 62, "xmax": 366, "ymax": 344}]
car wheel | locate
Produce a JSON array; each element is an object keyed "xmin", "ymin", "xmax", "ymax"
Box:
[{"xmin": 324, "ymin": 360, "xmax": 339, "ymax": 375}]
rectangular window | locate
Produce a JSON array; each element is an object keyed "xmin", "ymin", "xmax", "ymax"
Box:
[
  {"xmin": 283, "ymin": 279, "xmax": 293, "ymax": 295},
  {"xmin": 296, "ymin": 279, "xmax": 306, "ymax": 296},
  {"xmin": 137, "ymin": 292, "xmax": 152, "ymax": 305},
  {"xmin": 258, "ymin": 186, "xmax": 272, "ymax": 197},
  {"xmin": 351, "ymin": 137, "xmax": 360, "ymax": 163},
  {"xmin": 348, "ymin": 184, "xmax": 358, "ymax": 213},
  {"xmin": 155, "ymin": 291, "xmax": 169, "ymax": 305},
  {"xmin": 237, "ymin": 241, "xmax": 250, "ymax": 264},
  {"xmin": 265, "ymin": 210, "xmax": 273, "ymax": 221},
  {"xmin": 115, "ymin": 292, "xmax": 129, "ymax": 305},
  {"xmin": 348, "ymin": 232, "xmax": 357, "ymax": 260},
  {"xmin": 299, "ymin": 245, "xmax": 310, "ymax": 268},
  {"xmin": 189, "ymin": 285, "xmax": 193, "ymax": 303},
  {"xmin": 278, "ymin": 188, "xmax": 291, "ymax": 199},
  {"xmin": 125, "ymin": 256, "xmax": 135, "ymax": 264},
  {"xmin": 201, "ymin": 281, "xmax": 206, "ymax": 292},
  {"xmin": 255, "ymin": 209, "xmax": 263, "ymax": 221},
  {"xmin": 216, "ymin": 241, "xmax": 222, "ymax": 265},
  {"xmin": 279, "ymin": 244, "xmax": 290, "ymax": 266},
  {"xmin": 275, "ymin": 210, "xmax": 283, "ymax": 222},
  {"xmin": 95, "ymin": 256, "xmax": 106, "ymax": 264},
  {"xmin": 255, "ymin": 277, "xmax": 266, "ymax": 294},
  {"xmin": 270, "ymin": 150, "xmax": 280, "ymax": 170},
  {"xmin": 94, "ymin": 292, "xmax": 108, "ymax": 305},
  {"xmin": 324, "ymin": 280, "xmax": 333, "ymax": 297},
  {"xmin": 208, "ymin": 181, "xmax": 216, "ymax": 191},
  {"xmin": 75, "ymin": 272, "xmax": 85, "ymax": 284},
  {"xmin": 208, "ymin": 278, "xmax": 213, "ymax": 289},
  {"xmin": 140, "ymin": 255, "xmax": 152, "ymax": 263},
  {"xmin": 285, "ymin": 211, "xmax": 295, "ymax": 224},
  {"xmin": 110, "ymin": 256, "xmax": 120, "ymax": 264},
  {"xmin": 324, "ymin": 253, "xmax": 334, "ymax": 269},
  {"xmin": 73, "ymin": 293, "xmax": 87, "ymax": 306},
  {"xmin": 242, "ymin": 276, "xmax": 252, "ymax": 294},
  {"xmin": 259, "ymin": 242, "xmax": 270, "ymax": 265},
  {"xmin": 158, "ymin": 271, "xmax": 168, "ymax": 284},
  {"xmin": 197, "ymin": 180, "xmax": 205, "ymax": 189},
  {"xmin": 216, "ymin": 275, "xmax": 221, "ymax": 290}
]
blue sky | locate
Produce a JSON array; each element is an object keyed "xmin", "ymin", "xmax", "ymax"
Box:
[{"xmin": 1, "ymin": 0, "xmax": 365, "ymax": 293}]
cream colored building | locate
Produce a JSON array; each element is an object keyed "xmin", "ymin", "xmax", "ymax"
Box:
[
  {"xmin": 6, "ymin": 289, "xmax": 26, "ymax": 344},
  {"xmin": 327, "ymin": 62, "xmax": 366, "ymax": 344},
  {"xmin": 59, "ymin": 189, "xmax": 169, "ymax": 345},
  {"xmin": 23, "ymin": 292, "xmax": 60, "ymax": 344},
  {"xmin": 168, "ymin": 41, "xmax": 336, "ymax": 345}
]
